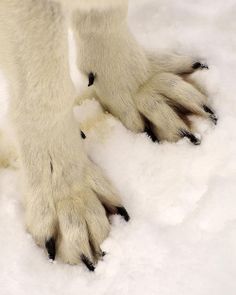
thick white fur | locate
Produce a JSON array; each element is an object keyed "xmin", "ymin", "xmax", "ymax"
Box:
[
  {"xmin": 0, "ymin": 0, "xmax": 123, "ymax": 265},
  {"xmin": 55, "ymin": 0, "xmax": 127, "ymax": 11},
  {"xmin": 0, "ymin": 0, "xmax": 211, "ymax": 266},
  {"xmin": 73, "ymin": 4, "xmax": 210, "ymax": 142}
]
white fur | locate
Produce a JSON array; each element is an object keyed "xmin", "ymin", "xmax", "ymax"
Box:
[
  {"xmin": 0, "ymin": 0, "xmax": 122, "ymax": 265},
  {"xmin": 55, "ymin": 0, "xmax": 128, "ymax": 11},
  {"xmin": 73, "ymin": 5, "xmax": 211, "ymax": 142},
  {"xmin": 0, "ymin": 0, "xmax": 213, "ymax": 266}
]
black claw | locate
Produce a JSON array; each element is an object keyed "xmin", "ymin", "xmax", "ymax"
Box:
[
  {"xmin": 88, "ymin": 72, "xmax": 95, "ymax": 87},
  {"xmin": 203, "ymin": 105, "xmax": 218, "ymax": 125},
  {"xmin": 180, "ymin": 129, "xmax": 201, "ymax": 145},
  {"xmin": 144, "ymin": 126, "xmax": 159, "ymax": 143},
  {"xmin": 81, "ymin": 254, "xmax": 95, "ymax": 272},
  {"xmin": 81, "ymin": 130, "xmax": 86, "ymax": 139},
  {"xmin": 116, "ymin": 207, "xmax": 130, "ymax": 222},
  {"xmin": 192, "ymin": 62, "xmax": 201, "ymax": 69},
  {"xmin": 192, "ymin": 62, "xmax": 209, "ymax": 70},
  {"xmin": 45, "ymin": 238, "xmax": 56, "ymax": 261},
  {"xmin": 102, "ymin": 251, "xmax": 106, "ymax": 257},
  {"xmin": 210, "ymin": 115, "xmax": 218, "ymax": 125}
]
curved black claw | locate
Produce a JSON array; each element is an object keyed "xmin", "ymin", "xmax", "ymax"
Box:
[
  {"xmin": 81, "ymin": 254, "xmax": 95, "ymax": 272},
  {"xmin": 192, "ymin": 62, "xmax": 209, "ymax": 70},
  {"xmin": 88, "ymin": 72, "xmax": 95, "ymax": 87},
  {"xmin": 180, "ymin": 129, "xmax": 201, "ymax": 145},
  {"xmin": 203, "ymin": 105, "xmax": 218, "ymax": 125},
  {"xmin": 144, "ymin": 126, "xmax": 159, "ymax": 143},
  {"xmin": 45, "ymin": 238, "xmax": 56, "ymax": 261},
  {"xmin": 116, "ymin": 207, "xmax": 130, "ymax": 222},
  {"xmin": 81, "ymin": 130, "xmax": 86, "ymax": 139}
]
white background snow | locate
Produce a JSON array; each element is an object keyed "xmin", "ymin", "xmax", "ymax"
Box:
[{"xmin": 1, "ymin": 0, "xmax": 236, "ymax": 294}]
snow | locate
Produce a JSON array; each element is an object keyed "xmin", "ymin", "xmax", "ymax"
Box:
[{"xmin": 1, "ymin": 0, "xmax": 236, "ymax": 294}]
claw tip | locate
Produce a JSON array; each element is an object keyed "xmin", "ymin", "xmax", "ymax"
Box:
[
  {"xmin": 81, "ymin": 255, "xmax": 95, "ymax": 272},
  {"xmin": 116, "ymin": 206, "xmax": 130, "ymax": 222},
  {"xmin": 45, "ymin": 238, "xmax": 56, "ymax": 261},
  {"xmin": 180, "ymin": 129, "xmax": 201, "ymax": 146},
  {"xmin": 88, "ymin": 72, "xmax": 95, "ymax": 87},
  {"xmin": 193, "ymin": 62, "xmax": 209, "ymax": 70}
]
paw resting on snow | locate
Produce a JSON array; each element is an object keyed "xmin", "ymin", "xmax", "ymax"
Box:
[
  {"xmin": 77, "ymin": 56, "xmax": 217, "ymax": 145},
  {"xmin": 73, "ymin": 5, "xmax": 217, "ymax": 146},
  {"xmin": 25, "ymin": 157, "xmax": 130, "ymax": 271}
]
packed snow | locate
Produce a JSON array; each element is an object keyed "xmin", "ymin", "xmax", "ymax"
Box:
[{"xmin": 1, "ymin": 0, "xmax": 236, "ymax": 294}]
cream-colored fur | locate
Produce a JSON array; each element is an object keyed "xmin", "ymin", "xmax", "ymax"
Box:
[
  {"xmin": 73, "ymin": 4, "xmax": 215, "ymax": 143},
  {"xmin": 0, "ymin": 0, "xmax": 215, "ymax": 267},
  {"xmin": 0, "ymin": 0, "xmax": 125, "ymax": 267},
  {"xmin": 0, "ymin": 129, "xmax": 18, "ymax": 169},
  {"xmin": 55, "ymin": 0, "xmax": 127, "ymax": 11}
]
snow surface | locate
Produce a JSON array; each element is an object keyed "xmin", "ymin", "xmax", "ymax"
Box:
[{"xmin": 1, "ymin": 0, "xmax": 236, "ymax": 294}]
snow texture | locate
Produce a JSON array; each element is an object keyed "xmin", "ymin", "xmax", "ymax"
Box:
[{"xmin": 1, "ymin": 0, "xmax": 236, "ymax": 294}]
